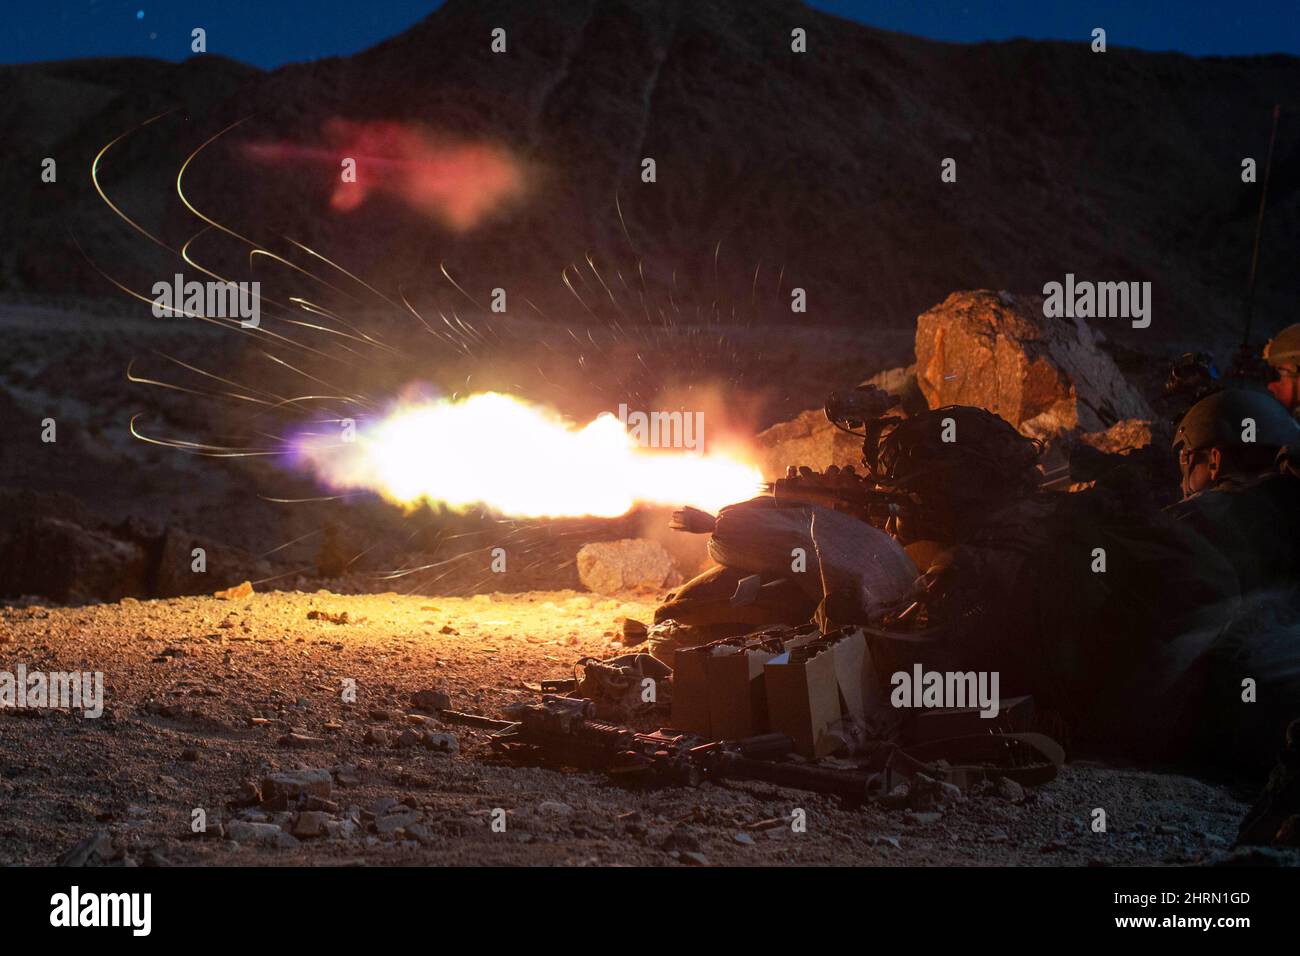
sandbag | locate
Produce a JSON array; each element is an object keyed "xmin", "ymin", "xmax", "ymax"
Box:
[{"xmin": 707, "ymin": 497, "xmax": 917, "ymax": 618}]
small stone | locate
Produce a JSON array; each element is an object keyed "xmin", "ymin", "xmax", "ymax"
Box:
[
  {"xmin": 363, "ymin": 728, "xmax": 391, "ymax": 747},
  {"xmin": 410, "ymin": 689, "xmax": 451, "ymax": 712},
  {"xmin": 278, "ymin": 733, "xmax": 324, "ymax": 749},
  {"xmin": 996, "ymin": 777, "xmax": 1025, "ymax": 804},
  {"xmin": 180, "ymin": 748, "xmax": 199, "ymax": 762},
  {"xmin": 733, "ymin": 832, "xmax": 754, "ymax": 845},
  {"xmin": 227, "ymin": 820, "xmax": 297, "ymax": 847},
  {"xmin": 303, "ymin": 796, "xmax": 340, "ymax": 814},
  {"xmin": 261, "ymin": 769, "xmax": 333, "ymax": 802},
  {"xmin": 57, "ymin": 831, "xmax": 113, "ymax": 867},
  {"xmin": 679, "ymin": 851, "xmax": 710, "ymax": 866},
  {"xmin": 234, "ymin": 781, "xmax": 263, "ymax": 806},
  {"xmin": 621, "ymin": 619, "xmax": 649, "ymax": 645},
  {"xmin": 214, "ymin": 581, "xmax": 254, "ymax": 601},
  {"xmin": 369, "ymin": 708, "xmax": 392, "ymax": 722},
  {"xmin": 292, "ymin": 811, "xmax": 330, "ymax": 838},
  {"xmin": 537, "ymin": 800, "xmax": 574, "ymax": 817},
  {"xmin": 904, "ymin": 811, "xmax": 943, "ymax": 827},
  {"xmin": 422, "ymin": 732, "xmax": 459, "ymax": 754},
  {"xmin": 375, "ymin": 810, "xmax": 422, "ymax": 835},
  {"xmin": 395, "ymin": 728, "xmax": 422, "ymax": 749}
]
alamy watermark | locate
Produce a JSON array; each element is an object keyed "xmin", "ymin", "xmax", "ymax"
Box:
[
  {"xmin": 0, "ymin": 665, "xmax": 104, "ymax": 718},
  {"xmin": 152, "ymin": 273, "xmax": 260, "ymax": 328},
  {"xmin": 1042, "ymin": 273, "xmax": 1151, "ymax": 329},
  {"xmin": 617, "ymin": 403, "xmax": 704, "ymax": 451},
  {"xmin": 890, "ymin": 665, "xmax": 1000, "ymax": 718}
]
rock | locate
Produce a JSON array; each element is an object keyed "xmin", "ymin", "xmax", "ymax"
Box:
[
  {"xmin": 363, "ymin": 728, "xmax": 391, "ymax": 747},
  {"xmin": 261, "ymin": 769, "xmax": 333, "ymax": 802},
  {"xmin": 153, "ymin": 528, "xmax": 271, "ymax": 599},
  {"xmin": 862, "ymin": 364, "xmax": 926, "ymax": 412},
  {"xmin": 914, "ymin": 290, "xmax": 1151, "ymax": 440},
  {"xmin": 678, "ymin": 851, "xmax": 710, "ymax": 866},
  {"xmin": 395, "ymin": 728, "xmax": 422, "ymax": 749},
  {"xmin": 1077, "ymin": 419, "xmax": 1154, "ymax": 454},
  {"xmin": 214, "ymin": 580, "xmax": 255, "ymax": 601},
  {"xmin": 620, "ymin": 619, "xmax": 649, "ymax": 645},
  {"xmin": 904, "ymin": 811, "xmax": 943, "ymax": 826},
  {"xmin": 180, "ymin": 748, "xmax": 199, "ymax": 762},
  {"xmin": 907, "ymin": 773, "xmax": 961, "ymax": 810},
  {"xmin": 405, "ymin": 823, "xmax": 435, "ymax": 846},
  {"xmin": 368, "ymin": 708, "xmax": 392, "ymax": 721},
  {"xmin": 421, "ymin": 732, "xmax": 459, "ymax": 754},
  {"xmin": 537, "ymin": 800, "xmax": 574, "ymax": 817},
  {"xmin": 228, "ymin": 820, "xmax": 298, "ymax": 848},
  {"xmin": 733, "ymin": 832, "xmax": 755, "ymax": 845},
  {"xmin": 233, "ymin": 781, "xmax": 263, "ymax": 806},
  {"xmin": 57, "ymin": 830, "xmax": 113, "ymax": 866},
  {"xmin": 753, "ymin": 408, "xmax": 864, "ymax": 480},
  {"xmin": 0, "ymin": 515, "xmax": 148, "ymax": 604},
  {"xmin": 660, "ymin": 829, "xmax": 701, "ymax": 852},
  {"xmin": 292, "ymin": 811, "xmax": 331, "ymax": 838},
  {"xmin": 996, "ymin": 777, "xmax": 1026, "ymax": 804},
  {"xmin": 323, "ymin": 818, "xmax": 360, "ymax": 841},
  {"xmin": 278, "ymin": 732, "xmax": 324, "ymax": 749},
  {"xmin": 410, "ymin": 689, "xmax": 451, "ymax": 712},
  {"xmin": 576, "ymin": 539, "xmax": 681, "ymax": 595},
  {"xmin": 375, "ymin": 810, "xmax": 422, "ymax": 834},
  {"xmin": 303, "ymin": 796, "xmax": 340, "ymax": 813}
]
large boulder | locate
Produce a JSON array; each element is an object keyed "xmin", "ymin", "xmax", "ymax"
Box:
[
  {"xmin": 751, "ymin": 364, "xmax": 927, "ymax": 480},
  {"xmin": 914, "ymin": 290, "xmax": 1151, "ymax": 439},
  {"xmin": 752, "ymin": 409, "xmax": 864, "ymax": 481},
  {"xmin": 576, "ymin": 539, "xmax": 681, "ymax": 595}
]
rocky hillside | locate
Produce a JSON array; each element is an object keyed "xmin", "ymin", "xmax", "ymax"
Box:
[{"xmin": 3, "ymin": 0, "xmax": 1299, "ymax": 346}]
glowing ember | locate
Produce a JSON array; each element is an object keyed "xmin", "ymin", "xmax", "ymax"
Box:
[{"xmin": 293, "ymin": 392, "xmax": 763, "ymax": 518}]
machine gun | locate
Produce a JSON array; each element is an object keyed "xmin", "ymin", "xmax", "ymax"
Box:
[
  {"xmin": 439, "ymin": 695, "xmax": 872, "ymax": 798},
  {"xmin": 764, "ymin": 465, "xmax": 918, "ymax": 526}
]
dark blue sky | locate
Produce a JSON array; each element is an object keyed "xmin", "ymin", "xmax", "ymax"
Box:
[{"xmin": 4, "ymin": 1, "xmax": 1298, "ymax": 67}]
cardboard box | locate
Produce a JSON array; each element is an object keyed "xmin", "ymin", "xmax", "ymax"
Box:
[
  {"xmin": 764, "ymin": 628, "xmax": 870, "ymax": 758},
  {"xmin": 706, "ymin": 643, "xmax": 777, "ymax": 740},
  {"xmin": 670, "ymin": 644, "xmax": 713, "ymax": 735},
  {"xmin": 670, "ymin": 638, "xmax": 778, "ymax": 739}
]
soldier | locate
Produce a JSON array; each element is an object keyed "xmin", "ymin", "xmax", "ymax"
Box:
[
  {"xmin": 1164, "ymin": 390, "xmax": 1300, "ymax": 772},
  {"xmin": 1263, "ymin": 323, "xmax": 1300, "ymax": 417},
  {"xmin": 864, "ymin": 407, "xmax": 1242, "ymax": 764},
  {"xmin": 1167, "ymin": 389, "xmax": 1300, "ymax": 593}
]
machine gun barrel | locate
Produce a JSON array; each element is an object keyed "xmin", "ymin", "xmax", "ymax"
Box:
[{"xmin": 765, "ymin": 471, "xmax": 916, "ymax": 522}]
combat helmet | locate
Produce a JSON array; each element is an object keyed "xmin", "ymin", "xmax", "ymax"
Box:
[
  {"xmin": 1172, "ymin": 388, "xmax": 1300, "ymax": 453},
  {"xmin": 1263, "ymin": 323, "xmax": 1300, "ymax": 371},
  {"xmin": 867, "ymin": 406, "xmax": 1041, "ymax": 537}
]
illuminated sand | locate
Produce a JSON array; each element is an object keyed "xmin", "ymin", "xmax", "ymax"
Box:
[{"xmin": 0, "ymin": 591, "xmax": 1258, "ymax": 867}]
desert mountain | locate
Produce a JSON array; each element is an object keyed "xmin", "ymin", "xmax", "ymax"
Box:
[{"xmin": 4, "ymin": 0, "xmax": 1298, "ymax": 348}]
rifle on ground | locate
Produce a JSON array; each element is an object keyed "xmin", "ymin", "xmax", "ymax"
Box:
[{"xmin": 440, "ymin": 695, "xmax": 872, "ymax": 798}]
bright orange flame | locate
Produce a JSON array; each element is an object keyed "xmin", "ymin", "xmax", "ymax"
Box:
[{"xmin": 294, "ymin": 393, "xmax": 763, "ymax": 518}]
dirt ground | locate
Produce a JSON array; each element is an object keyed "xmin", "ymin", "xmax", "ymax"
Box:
[{"xmin": 1, "ymin": 587, "xmax": 1287, "ymax": 868}]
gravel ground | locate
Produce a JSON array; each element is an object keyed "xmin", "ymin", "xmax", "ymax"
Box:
[{"xmin": 1, "ymin": 589, "xmax": 1285, "ymax": 867}]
